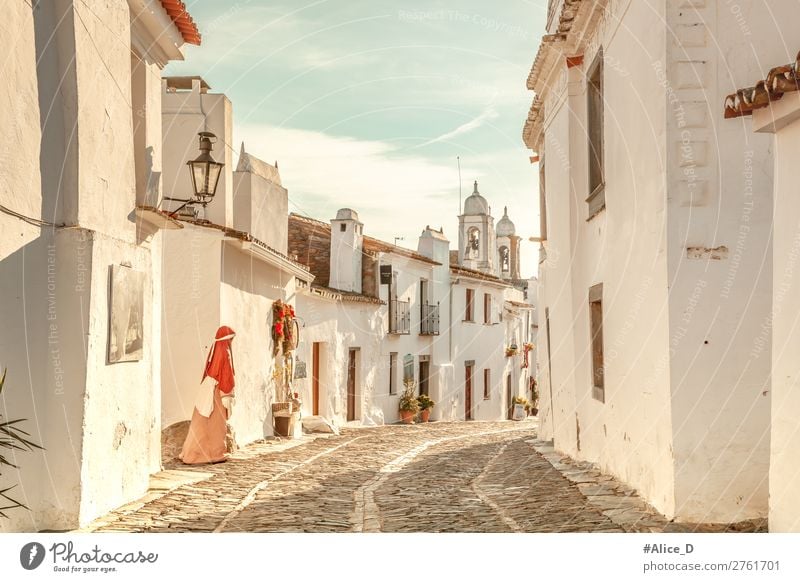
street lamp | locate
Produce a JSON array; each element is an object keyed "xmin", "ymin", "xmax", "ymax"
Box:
[
  {"xmin": 187, "ymin": 131, "xmax": 224, "ymax": 203},
  {"xmin": 165, "ymin": 131, "xmax": 225, "ymax": 218}
]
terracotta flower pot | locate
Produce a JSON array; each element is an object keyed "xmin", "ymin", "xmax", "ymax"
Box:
[
  {"xmin": 420, "ymin": 409, "xmax": 431, "ymax": 423},
  {"xmin": 400, "ymin": 409, "xmax": 415, "ymax": 424}
]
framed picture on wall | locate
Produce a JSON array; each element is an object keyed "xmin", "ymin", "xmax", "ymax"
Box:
[{"xmin": 108, "ymin": 264, "xmax": 145, "ymax": 363}]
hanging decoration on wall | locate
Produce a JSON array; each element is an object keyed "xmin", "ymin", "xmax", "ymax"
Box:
[
  {"xmin": 294, "ymin": 357, "xmax": 307, "ymax": 379},
  {"xmin": 522, "ymin": 342, "xmax": 535, "ymax": 369},
  {"xmin": 272, "ymin": 300, "xmax": 300, "ymax": 356}
]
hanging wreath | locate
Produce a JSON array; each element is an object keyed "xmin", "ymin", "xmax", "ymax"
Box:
[{"xmin": 272, "ymin": 300, "xmax": 299, "ymax": 356}]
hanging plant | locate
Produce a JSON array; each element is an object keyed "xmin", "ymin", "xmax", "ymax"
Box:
[{"xmin": 272, "ymin": 300, "xmax": 299, "ymax": 356}]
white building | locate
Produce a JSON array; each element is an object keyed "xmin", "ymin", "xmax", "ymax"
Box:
[
  {"xmin": 524, "ymin": 0, "xmax": 783, "ymax": 523},
  {"xmin": 288, "ymin": 187, "xmax": 535, "ymax": 425},
  {"xmin": 0, "ymin": 0, "xmax": 199, "ymax": 532},
  {"xmin": 160, "ymin": 78, "xmax": 314, "ymax": 454},
  {"xmin": 725, "ymin": 49, "xmax": 800, "ymax": 532}
]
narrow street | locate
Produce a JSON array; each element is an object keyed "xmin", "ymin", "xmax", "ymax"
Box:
[{"xmin": 82, "ymin": 422, "xmax": 762, "ymax": 534}]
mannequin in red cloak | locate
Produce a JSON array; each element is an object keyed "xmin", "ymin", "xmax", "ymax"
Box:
[{"xmin": 180, "ymin": 326, "xmax": 236, "ymax": 464}]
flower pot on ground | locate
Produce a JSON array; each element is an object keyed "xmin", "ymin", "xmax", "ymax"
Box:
[
  {"xmin": 416, "ymin": 394, "xmax": 435, "ymax": 423},
  {"xmin": 398, "ymin": 379, "xmax": 420, "ymax": 424}
]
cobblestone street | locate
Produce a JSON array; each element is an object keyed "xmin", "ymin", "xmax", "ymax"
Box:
[{"xmin": 83, "ymin": 421, "xmax": 765, "ymax": 534}]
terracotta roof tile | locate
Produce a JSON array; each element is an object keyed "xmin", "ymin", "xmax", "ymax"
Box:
[
  {"xmin": 724, "ymin": 51, "xmax": 800, "ymax": 119},
  {"xmin": 160, "ymin": 0, "xmax": 201, "ymax": 45},
  {"xmin": 450, "ymin": 264, "xmax": 511, "ymax": 286},
  {"xmin": 289, "ymin": 213, "xmax": 441, "ymax": 267}
]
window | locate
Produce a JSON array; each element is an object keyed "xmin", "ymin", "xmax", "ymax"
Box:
[
  {"xmin": 587, "ymin": 49, "xmax": 605, "ymax": 218},
  {"xmin": 499, "ymin": 246, "xmax": 510, "ymax": 273},
  {"xmin": 467, "ymin": 227, "xmax": 480, "ymax": 259},
  {"xmin": 389, "ymin": 352, "xmax": 398, "ymax": 395},
  {"xmin": 403, "ymin": 354, "xmax": 414, "ymax": 383},
  {"xmin": 484, "ymin": 293, "xmax": 492, "ymax": 324},
  {"xmin": 340, "ymin": 223, "xmax": 347, "ymax": 232},
  {"xmin": 483, "ymin": 368, "xmax": 491, "ymax": 400},
  {"xmin": 465, "ymin": 288, "xmax": 475, "ymax": 322},
  {"xmin": 589, "ymin": 283, "xmax": 605, "ymax": 402}
]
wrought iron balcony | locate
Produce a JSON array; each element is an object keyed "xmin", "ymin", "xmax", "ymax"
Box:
[
  {"xmin": 389, "ymin": 299, "xmax": 411, "ymax": 335},
  {"xmin": 420, "ymin": 302, "xmax": 440, "ymax": 336}
]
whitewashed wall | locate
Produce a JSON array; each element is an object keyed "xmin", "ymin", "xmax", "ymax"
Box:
[
  {"xmin": 0, "ymin": 0, "xmax": 176, "ymax": 531},
  {"xmin": 220, "ymin": 243, "xmax": 299, "ymax": 442},
  {"xmin": 294, "ymin": 294, "xmax": 383, "ymax": 424},
  {"xmin": 534, "ymin": 0, "xmax": 785, "ymax": 522},
  {"xmin": 162, "ymin": 83, "xmax": 233, "ymax": 227},
  {"xmin": 161, "ymin": 226, "xmax": 223, "ymax": 430},
  {"xmin": 753, "ymin": 93, "xmax": 800, "ymax": 532},
  {"xmin": 447, "ymin": 278, "xmax": 517, "ymax": 422},
  {"xmin": 536, "ymin": 0, "xmax": 677, "ymax": 519}
]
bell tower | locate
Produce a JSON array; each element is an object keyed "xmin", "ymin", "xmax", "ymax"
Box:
[{"xmin": 458, "ymin": 181, "xmax": 495, "ymax": 273}]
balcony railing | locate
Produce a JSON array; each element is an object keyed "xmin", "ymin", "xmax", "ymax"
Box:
[
  {"xmin": 420, "ymin": 302, "xmax": 440, "ymax": 336},
  {"xmin": 389, "ymin": 299, "xmax": 411, "ymax": 335}
]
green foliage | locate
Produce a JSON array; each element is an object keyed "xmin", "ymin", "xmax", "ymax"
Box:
[
  {"xmin": 399, "ymin": 379, "xmax": 421, "ymax": 413},
  {"xmin": 0, "ymin": 368, "xmax": 44, "ymax": 519},
  {"xmin": 416, "ymin": 394, "xmax": 435, "ymax": 410}
]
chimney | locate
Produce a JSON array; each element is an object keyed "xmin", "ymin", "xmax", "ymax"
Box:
[
  {"xmin": 417, "ymin": 225, "xmax": 450, "ymax": 264},
  {"xmin": 330, "ymin": 208, "xmax": 363, "ymax": 293}
]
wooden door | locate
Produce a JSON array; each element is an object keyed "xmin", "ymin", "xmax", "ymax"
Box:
[
  {"xmin": 419, "ymin": 359, "xmax": 430, "ymax": 396},
  {"xmin": 312, "ymin": 342, "xmax": 321, "ymax": 416},
  {"xmin": 347, "ymin": 349, "xmax": 357, "ymax": 421},
  {"xmin": 506, "ymin": 374, "xmax": 513, "ymax": 420},
  {"xmin": 465, "ymin": 364, "xmax": 473, "ymax": 420}
]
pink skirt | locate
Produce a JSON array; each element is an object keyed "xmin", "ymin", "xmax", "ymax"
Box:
[{"xmin": 180, "ymin": 388, "xmax": 228, "ymax": 465}]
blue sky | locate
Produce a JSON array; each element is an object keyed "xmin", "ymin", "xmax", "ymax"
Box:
[{"xmin": 167, "ymin": 1, "xmax": 547, "ymax": 277}]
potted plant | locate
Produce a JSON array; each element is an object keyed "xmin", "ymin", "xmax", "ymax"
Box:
[
  {"xmin": 398, "ymin": 379, "xmax": 420, "ymax": 424},
  {"xmin": 505, "ymin": 343, "xmax": 519, "ymax": 357},
  {"xmin": 511, "ymin": 395, "xmax": 528, "ymax": 421},
  {"xmin": 417, "ymin": 394, "xmax": 435, "ymax": 422},
  {"xmin": 530, "ymin": 384, "xmax": 539, "ymax": 416}
]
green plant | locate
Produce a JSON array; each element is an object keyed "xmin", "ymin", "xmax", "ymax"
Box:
[
  {"xmin": 399, "ymin": 379, "xmax": 420, "ymax": 413},
  {"xmin": 417, "ymin": 394, "xmax": 435, "ymax": 411},
  {"xmin": 0, "ymin": 368, "xmax": 44, "ymax": 518}
]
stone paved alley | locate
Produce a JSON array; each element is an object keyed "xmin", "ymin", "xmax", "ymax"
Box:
[{"xmin": 82, "ymin": 422, "xmax": 766, "ymax": 534}]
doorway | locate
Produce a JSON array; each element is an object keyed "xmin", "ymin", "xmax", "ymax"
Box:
[
  {"xmin": 506, "ymin": 373, "xmax": 513, "ymax": 420},
  {"xmin": 312, "ymin": 342, "xmax": 321, "ymax": 416},
  {"xmin": 465, "ymin": 362, "xmax": 474, "ymax": 420},
  {"xmin": 419, "ymin": 356, "xmax": 430, "ymax": 397},
  {"xmin": 347, "ymin": 348, "xmax": 358, "ymax": 421}
]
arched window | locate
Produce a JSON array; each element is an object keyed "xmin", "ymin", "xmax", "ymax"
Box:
[
  {"xmin": 467, "ymin": 227, "xmax": 480, "ymax": 259},
  {"xmin": 499, "ymin": 246, "xmax": 510, "ymax": 272}
]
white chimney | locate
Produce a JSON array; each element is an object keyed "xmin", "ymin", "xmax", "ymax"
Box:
[{"xmin": 330, "ymin": 208, "xmax": 363, "ymax": 293}]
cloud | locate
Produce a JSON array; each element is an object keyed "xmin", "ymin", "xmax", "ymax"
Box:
[
  {"xmin": 413, "ymin": 104, "xmax": 500, "ymax": 148},
  {"xmin": 234, "ymin": 124, "xmax": 539, "ymax": 276},
  {"xmin": 235, "ymin": 123, "xmax": 471, "ymax": 236}
]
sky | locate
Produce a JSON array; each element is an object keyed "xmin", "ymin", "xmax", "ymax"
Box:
[{"xmin": 166, "ymin": 0, "xmax": 548, "ymax": 277}]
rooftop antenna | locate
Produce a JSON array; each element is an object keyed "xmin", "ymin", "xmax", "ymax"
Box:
[
  {"xmin": 457, "ymin": 156, "xmax": 462, "ymax": 214},
  {"xmin": 394, "ymin": 236, "xmax": 405, "ymax": 247}
]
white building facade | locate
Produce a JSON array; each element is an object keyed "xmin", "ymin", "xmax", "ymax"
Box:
[
  {"xmin": 288, "ymin": 186, "xmax": 535, "ymax": 426},
  {"xmin": 0, "ymin": 0, "xmax": 198, "ymax": 532},
  {"xmin": 726, "ymin": 48, "xmax": 800, "ymax": 532},
  {"xmin": 525, "ymin": 0, "xmax": 784, "ymax": 523},
  {"xmin": 160, "ymin": 80, "xmax": 314, "ymax": 454}
]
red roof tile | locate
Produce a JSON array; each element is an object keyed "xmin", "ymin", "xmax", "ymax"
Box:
[
  {"xmin": 160, "ymin": 0, "xmax": 201, "ymax": 46},
  {"xmin": 724, "ymin": 51, "xmax": 800, "ymax": 119}
]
